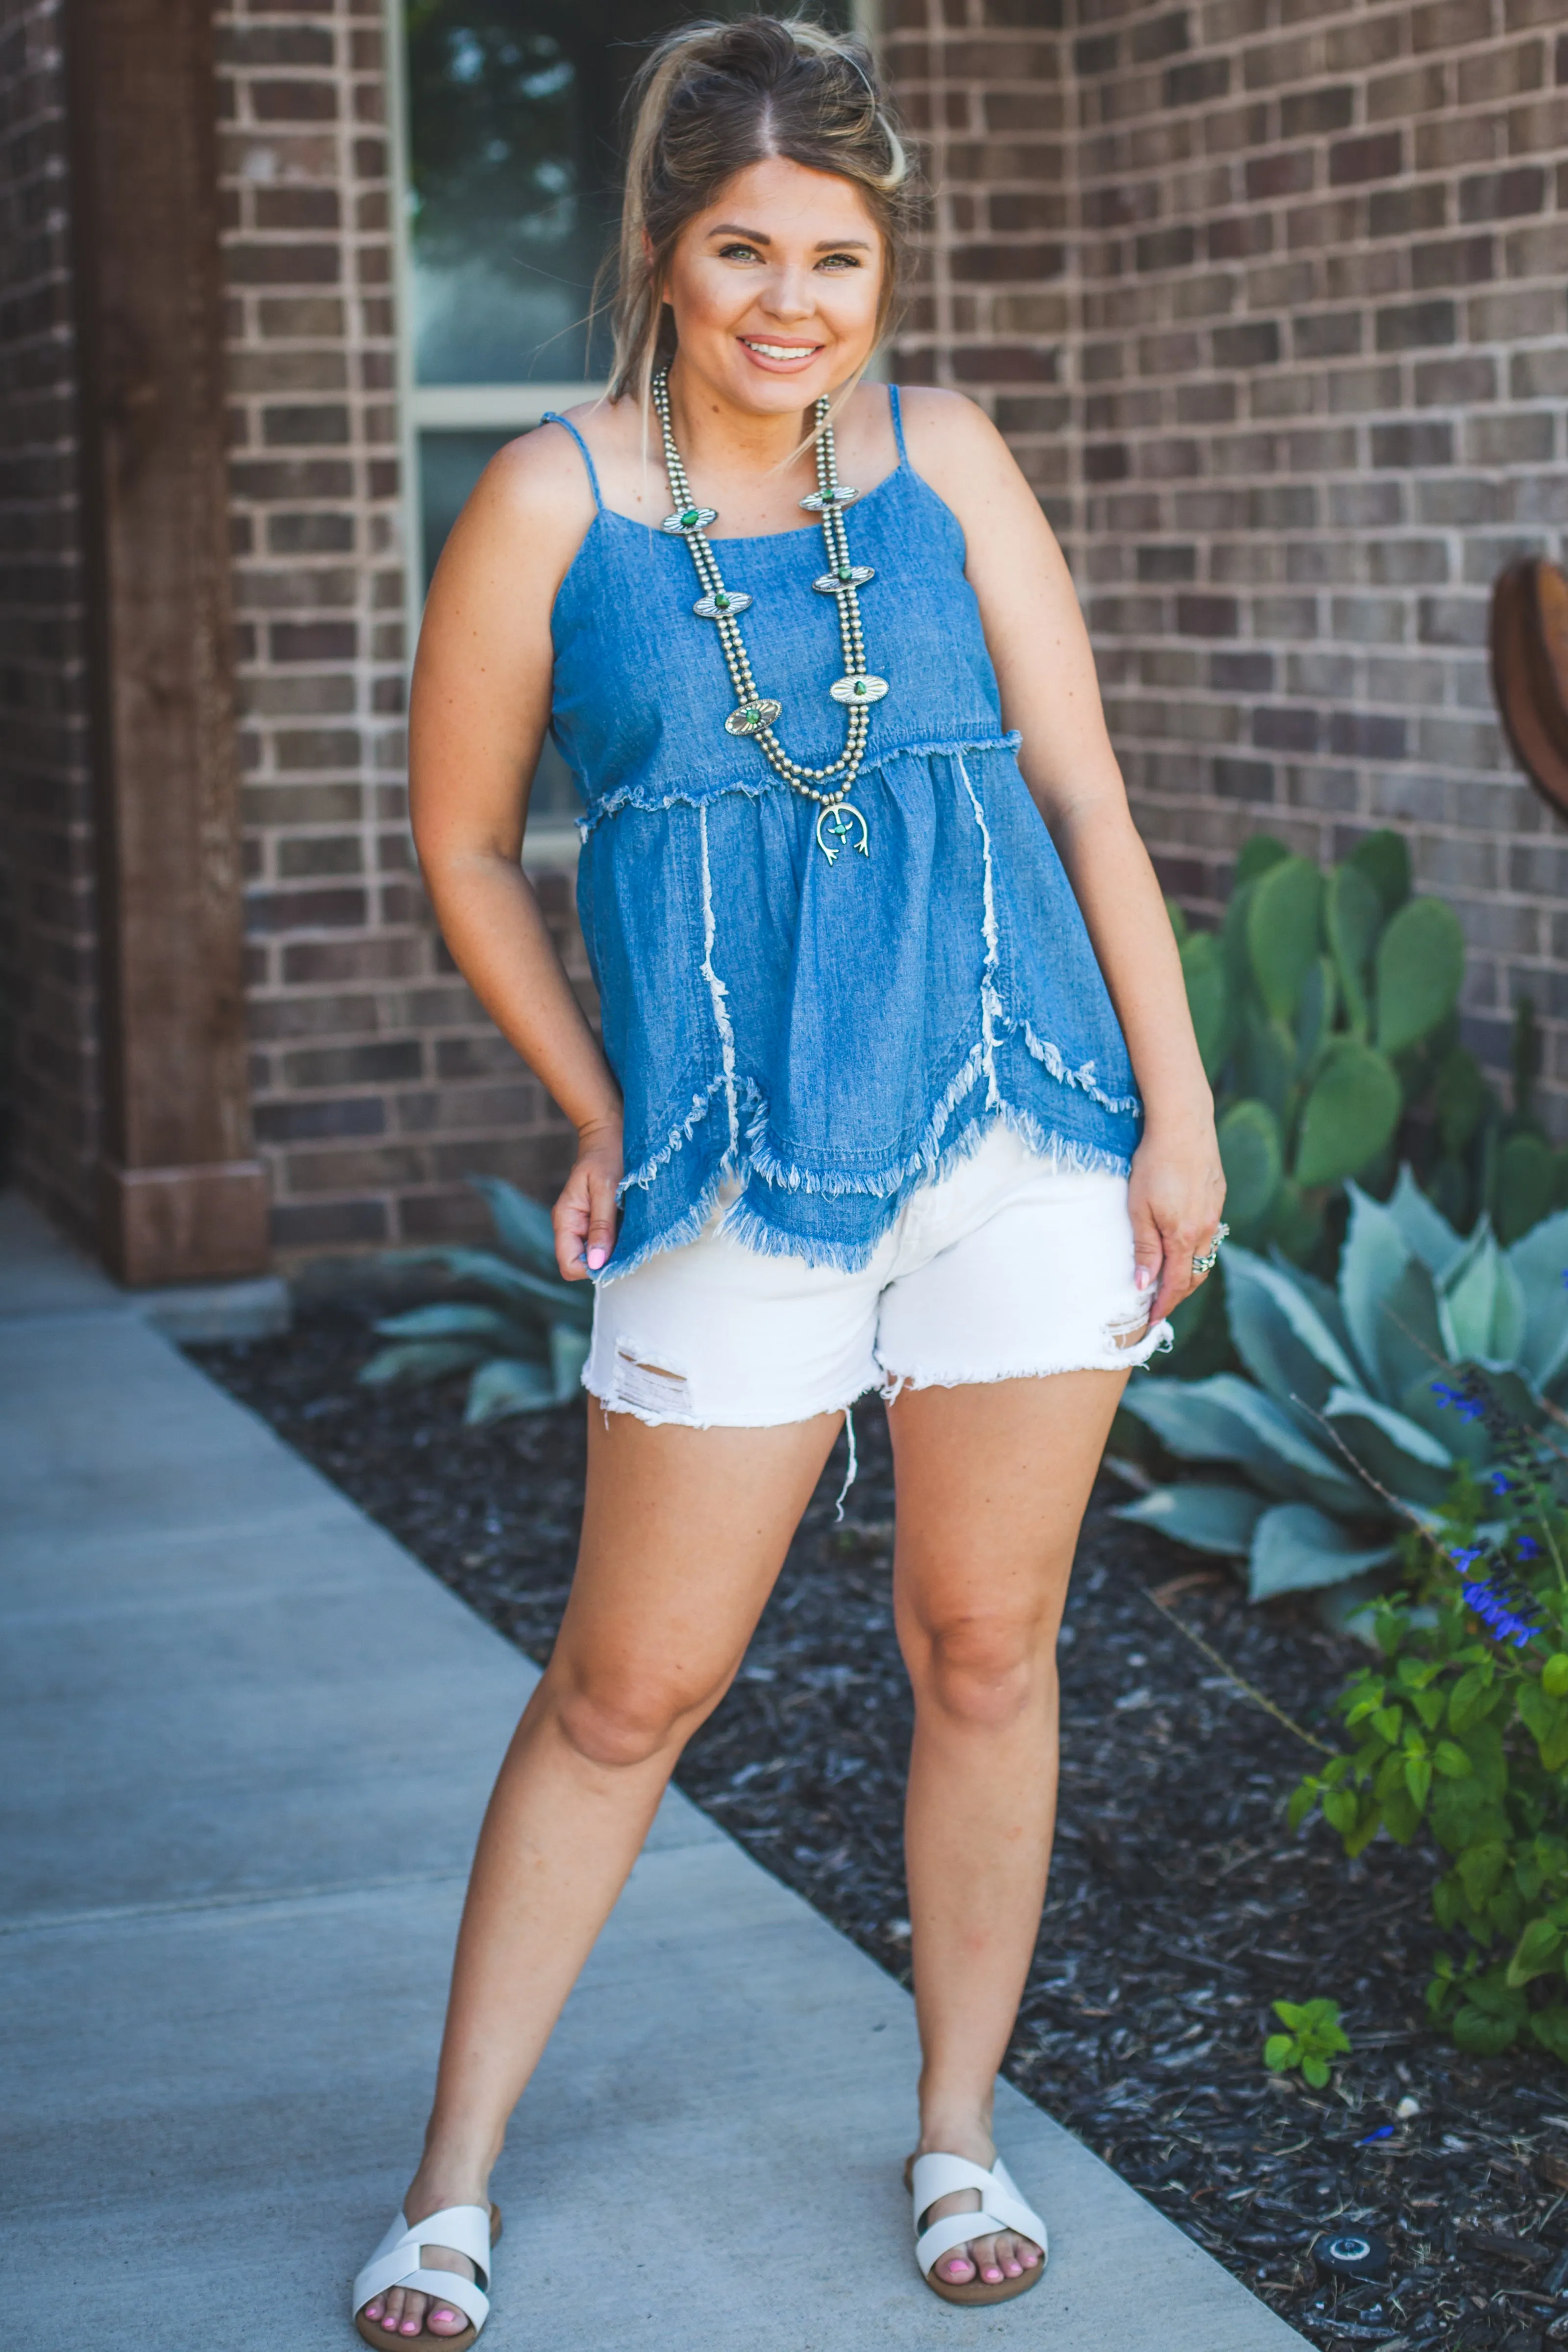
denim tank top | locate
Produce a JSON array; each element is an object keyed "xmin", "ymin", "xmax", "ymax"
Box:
[{"xmin": 544, "ymin": 387, "xmax": 1143, "ymax": 1278}]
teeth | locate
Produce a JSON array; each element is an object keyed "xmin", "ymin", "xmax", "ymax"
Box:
[{"xmin": 745, "ymin": 341, "xmax": 818, "ymax": 359}]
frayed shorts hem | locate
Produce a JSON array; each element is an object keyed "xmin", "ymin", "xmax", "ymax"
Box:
[{"xmin": 580, "ymin": 1373, "xmax": 878, "ymax": 1433}]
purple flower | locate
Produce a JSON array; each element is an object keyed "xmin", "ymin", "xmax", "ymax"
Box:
[
  {"xmin": 1450, "ymin": 1547, "xmax": 1483, "ymax": 1570},
  {"xmin": 1491, "ymin": 1472, "xmax": 1511, "ymax": 1496},
  {"xmin": 1517, "ymin": 1536, "xmax": 1540, "ymax": 1560},
  {"xmin": 1461, "ymin": 1575, "xmax": 1540, "ymax": 1649},
  {"xmin": 1431, "ymin": 1379, "xmax": 1486, "ymax": 1423}
]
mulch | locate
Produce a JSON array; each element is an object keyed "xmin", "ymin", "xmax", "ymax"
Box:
[{"xmin": 192, "ymin": 1302, "xmax": 1568, "ymax": 2352}]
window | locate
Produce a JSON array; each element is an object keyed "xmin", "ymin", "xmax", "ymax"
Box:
[{"xmin": 390, "ymin": 0, "xmax": 858, "ymax": 844}]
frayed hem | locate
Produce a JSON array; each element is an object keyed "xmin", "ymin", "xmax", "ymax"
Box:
[
  {"xmin": 582, "ymin": 1373, "xmax": 878, "ymax": 1430},
  {"xmin": 1019, "ymin": 1023, "xmax": 1142, "ymax": 1118},
  {"xmin": 877, "ymin": 1322, "xmax": 1173, "ymax": 1398},
  {"xmin": 576, "ymin": 731, "xmax": 1023, "ymax": 836}
]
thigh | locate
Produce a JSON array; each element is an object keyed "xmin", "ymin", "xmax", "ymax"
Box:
[
  {"xmin": 549, "ymin": 1403, "xmax": 842, "ymax": 1712},
  {"xmin": 888, "ymin": 1369, "xmax": 1126, "ymax": 1640}
]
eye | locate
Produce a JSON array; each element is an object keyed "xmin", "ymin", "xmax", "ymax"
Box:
[
  {"xmin": 816, "ymin": 251, "xmax": 862, "ymax": 271},
  {"xmin": 717, "ymin": 241, "xmax": 763, "ymax": 263}
]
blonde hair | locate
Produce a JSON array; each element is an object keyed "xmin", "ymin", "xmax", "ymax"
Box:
[{"xmin": 608, "ymin": 14, "xmax": 918, "ymax": 412}]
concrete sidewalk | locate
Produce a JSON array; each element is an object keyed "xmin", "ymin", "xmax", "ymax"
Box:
[{"xmin": 0, "ymin": 1190, "xmax": 1305, "ymax": 2350}]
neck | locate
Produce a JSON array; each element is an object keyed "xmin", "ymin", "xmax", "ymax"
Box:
[{"xmin": 662, "ymin": 354, "xmax": 821, "ymax": 478}]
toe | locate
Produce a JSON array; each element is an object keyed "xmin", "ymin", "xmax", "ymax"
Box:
[
  {"xmin": 940, "ymin": 2249, "xmax": 977, "ymax": 2283},
  {"xmin": 971, "ymin": 2232, "xmax": 1007, "ymax": 2284},
  {"xmin": 398, "ymin": 2290, "xmax": 428, "ymax": 2336},
  {"xmin": 429, "ymin": 2305, "xmax": 468, "ymax": 2337}
]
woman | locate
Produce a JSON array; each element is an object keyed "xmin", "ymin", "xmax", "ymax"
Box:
[{"xmin": 353, "ymin": 17, "xmax": 1224, "ymax": 2345}]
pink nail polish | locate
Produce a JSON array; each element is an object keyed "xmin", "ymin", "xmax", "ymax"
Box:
[
  {"xmin": 587, "ymin": 1245, "xmax": 607, "ymax": 1271},
  {"xmin": 1135, "ymin": 1266, "xmax": 1152, "ymax": 1290}
]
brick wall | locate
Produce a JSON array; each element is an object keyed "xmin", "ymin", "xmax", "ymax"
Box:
[
  {"xmin": 0, "ymin": 0, "xmax": 101, "ymax": 1231},
  {"xmin": 1069, "ymin": 0, "xmax": 1568, "ymax": 1130},
  {"xmin": 217, "ymin": 0, "xmax": 583, "ymax": 1267},
  {"xmin": 886, "ymin": 0, "xmax": 1078, "ymax": 535}
]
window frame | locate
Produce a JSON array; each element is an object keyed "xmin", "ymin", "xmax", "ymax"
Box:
[{"xmin": 385, "ymin": 0, "xmax": 882, "ymax": 860}]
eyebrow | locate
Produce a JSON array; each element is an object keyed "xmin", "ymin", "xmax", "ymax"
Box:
[{"xmin": 706, "ymin": 222, "xmax": 873, "ymax": 250}]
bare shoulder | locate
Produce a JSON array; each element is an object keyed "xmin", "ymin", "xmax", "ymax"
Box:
[
  {"xmin": 429, "ymin": 411, "xmax": 600, "ymax": 611},
  {"xmin": 895, "ymin": 383, "xmax": 1056, "ymax": 554}
]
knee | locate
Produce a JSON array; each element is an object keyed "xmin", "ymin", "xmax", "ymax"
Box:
[
  {"xmin": 551, "ymin": 1665, "xmax": 710, "ymax": 1771},
  {"xmin": 909, "ymin": 1608, "xmax": 1055, "ymax": 1729}
]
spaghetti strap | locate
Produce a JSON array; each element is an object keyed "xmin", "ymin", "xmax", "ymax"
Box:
[
  {"xmin": 542, "ymin": 410, "xmax": 604, "ymax": 511},
  {"xmin": 886, "ymin": 381, "xmax": 909, "ymax": 466}
]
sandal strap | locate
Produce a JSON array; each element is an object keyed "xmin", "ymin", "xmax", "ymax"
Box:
[
  {"xmin": 909, "ymin": 2151, "xmax": 1047, "ymax": 2277},
  {"xmin": 353, "ymin": 2204, "xmax": 494, "ymax": 2322}
]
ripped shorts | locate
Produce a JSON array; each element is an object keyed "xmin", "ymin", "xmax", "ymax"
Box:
[{"xmin": 584, "ymin": 1122, "xmax": 1171, "ymax": 1430}]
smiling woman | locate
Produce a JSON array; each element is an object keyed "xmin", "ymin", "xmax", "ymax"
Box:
[{"xmin": 348, "ymin": 16, "xmax": 1226, "ymax": 2349}]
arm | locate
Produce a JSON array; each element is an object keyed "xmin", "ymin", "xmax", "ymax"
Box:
[
  {"xmin": 408, "ymin": 425, "xmax": 622, "ymax": 1278},
  {"xmin": 901, "ymin": 389, "xmax": 1224, "ymax": 1326}
]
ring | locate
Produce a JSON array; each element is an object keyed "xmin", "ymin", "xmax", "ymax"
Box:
[{"xmin": 1191, "ymin": 1222, "xmax": 1230, "ymax": 1278}]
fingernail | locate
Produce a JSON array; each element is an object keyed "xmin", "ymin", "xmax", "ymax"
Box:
[
  {"xmin": 1135, "ymin": 1266, "xmax": 1152, "ymax": 1290},
  {"xmin": 587, "ymin": 1245, "xmax": 607, "ymax": 1271}
]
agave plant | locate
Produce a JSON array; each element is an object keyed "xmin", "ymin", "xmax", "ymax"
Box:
[
  {"xmin": 1115, "ymin": 1171, "xmax": 1568, "ymax": 1601},
  {"xmin": 359, "ymin": 1176, "xmax": 592, "ymax": 1424}
]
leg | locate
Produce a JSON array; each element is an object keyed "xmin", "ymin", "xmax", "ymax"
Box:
[
  {"xmin": 889, "ymin": 1368, "xmax": 1126, "ymax": 2289},
  {"xmin": 363, "ymin": 1403, "xmax": 839, "ymax": 2339}
]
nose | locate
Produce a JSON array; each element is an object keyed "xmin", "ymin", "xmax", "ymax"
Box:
[{"xmin": 758, "ymin": 264, "xmax": 816, "ymax": 324}]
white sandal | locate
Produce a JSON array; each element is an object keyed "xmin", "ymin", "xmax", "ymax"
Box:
[
  {"xmin": 352, "ymin": 2202, "xmax": 500, "ymax": 2350},
  {"xmin": 907, "ymin": 2151, "xmax": 1049, "ymax": 2306}
]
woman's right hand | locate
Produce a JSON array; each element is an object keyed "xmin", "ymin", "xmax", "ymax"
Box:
[{"xmin": 554, "ymin": 1115, "xmax": 624, "ymax": 1279}]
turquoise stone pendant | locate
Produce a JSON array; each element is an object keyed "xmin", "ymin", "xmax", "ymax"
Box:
[
  {"xmin": 799, "ymin": 485, "xmax": 860, "ymax": 513},
  {"xmin": 829, "ymin": 674, "xmax": 889, "ymax": 706},
  {"xmin": 693, "ymin": 589, "xmax": 752, "ymax": 619},
  {"xmin": 725, "ymin": 697, "xmax": 782, "ymax": 737},
  {"xmin": 816, "ymin": 801, "xmax": 870, "ymax": 863},
  {"xmin": 661, "ymin": 505, "xmax": 718, "ymax": 534},
  {"xmin": 813, "ymin": 565, "xmax": 875, "ymax": 595}
]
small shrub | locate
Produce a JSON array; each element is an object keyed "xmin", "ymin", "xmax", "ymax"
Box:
[
  {"xmin": 1264, "ymin": 1997, "xmax": 1351, "ymax": 2088},
  {"xmin": 1291, "ymin": 1372, "xmax": 1568, "ymax": 2062}
]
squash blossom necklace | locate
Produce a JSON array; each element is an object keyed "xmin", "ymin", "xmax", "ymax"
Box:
[{"xmin": 652, "ymin": 365, "xmax": 886, "ymax": 864}]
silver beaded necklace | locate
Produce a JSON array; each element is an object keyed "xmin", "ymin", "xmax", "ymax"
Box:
[{"xmin": 651, "ymin": 366, "xmax": 887, "ymax": 864}]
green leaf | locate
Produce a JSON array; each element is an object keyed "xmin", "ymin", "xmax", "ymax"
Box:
[
  {"xmin": 1296, "ymin": 952, "xmax": 1339, "ymax": 1067},
  {"xmin": 1180, "ymin": 929, "xmax": 1231, "ymax": 1083},
  {"xmin": 1324, "ymin": 862, "xmax": 1383, "ymax": 1034},
  {"xmin": 1220, "ymin": 1244, "xmax": 1360, "ymax": 1414},
  {"xmin": 1459, "ymin": 1840, "xmax": 1508, "ymax": 1908},
  {"xmin": 1434, "ymin": 1046, "xmax": 1489, "ymax": 1158},
  {"xmin": 1248, "ymin": 1502, "xmax": 1396, "ymax": 1601},
  {"xmin": 410, "ymin": 1246, "xmax": 595, "ymax": 1329},
  {"xmin": 1294, "ymin": 1041, "xmax": 1402, "ymax": 1188},
  {"xmin": 1302, "ymin": 2054, "xmax": 1331, "ymax": 2088},
  {"xmin": 1495, "ymin": 1132, "xmax": 1559, "ymax": 1249},
  {"xmin": 1235, "ymin": 833, "xmax": 1292, "ymax": 888},
  {"xmin": 1247, "ymin": 855, "xmax": 1324, "ymax": 1023},
  {"xmin": 1544, "ymin": 1654, "xmax": 1568, "ymax": 1700},
  {"xmin": 1507, "ymin": 1918, "xmax": 1565, "ymax": 1988},
  {"xmin": 467, "ymin": 1174, "xmax": 563, "ymax": 1279},
  {"xmin": 1404, "ymin": 1753, "xmax": 1433, "ymax": 1811},
  {"xmin": 1217, "ymin": 1100, "xmax": 1285, "ymax": 1231},
  {"xmin": 1287, "ymin": 1779, "xmax": 1320, "ymax": 1831},
  {"xmin": 1448, "ymin": 1667, "xmax": 1493, "ymax": 1731},
  {"xmin": 374, "ymin": 1302, "xmax": 537, "ymax": 1350},
  {"xmin": 548, "ymin": 1320, "xmax": 591, "ymax": 1404},
  {"xmin": 1346, "ymin": 828, "xmax": 1411, "ymax": 915},
  {"xmin": 1383, "ymin": 1163, "xmax": 1468, "ymax": 1278},
  {"xmin": 1120, "ymin": 1373, "xmax": 1366, "ymax": 1513},
  {"xmin": 1453, "ymin": 2000, "xmax": 1522, "ymax": 2055},
  {"xmin": 1372, "ymin": 1704, "xmax": 1404, "ymax": 1744},
  {"xmin": 1112, "ymin": 1481, "xmax": 1268, "ymax": 1557},
  {"xmin": 1374, "ymin": 897, "xmax": 1466, "ymax": 1055},
  {"xmin": 1434, "ymin": 1739, "xmax": 1473, "ymax": 1777},
  {"xmin": 1263, "ymin": 2032, "xmax": 1295, "ymax": 2071},
  {"xmin": 464, "ymin": 1356, "xmax": 562, "ymax": 1424},
  {"xmin": 357, "ymin": 1339, "xmax": 483, "ymax": 1387},
  {"xmin": 1271, "ymin": 1999, "xmax": 1307, "ymax": 2029},
  {"xmin": 1509, "ymin": 1208, "xmax": 1568, "ymax": 1394},
  {"xmin": 1438, "ymin": 1222, "xmax": 1526, "ymax": 1365}
]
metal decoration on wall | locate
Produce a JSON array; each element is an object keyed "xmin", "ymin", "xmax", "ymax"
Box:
[{"xmin": 1491, "ymin": 556, "xmax": 1568, "ymax": 819}]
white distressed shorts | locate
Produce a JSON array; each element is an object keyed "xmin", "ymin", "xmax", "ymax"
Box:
[{"xmin": 584, "ymin": 1123, "xmax": 1171, "ymax": 1430}]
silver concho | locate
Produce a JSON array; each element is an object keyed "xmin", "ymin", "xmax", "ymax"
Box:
[
  {"xmin": 829, "ymin": 674, "xmax": 889, "ymax": 706},
  {"xmin": 724, "ymin": 698, "xmax": 782, "ymax": 738},
  {"xmin": 798, "ymin": 486, "xmax": 860, "ymax": 513},
  {"xmin": 812, "ymin": 566, "xmax": 876, "ymax": 596},
  {"xmin": 693, "ymin": 591, "xmax": 752, "ymax": 620},
  {"xmin": 816, "ymin": 802, "xmax": 870, "ymax": 863},
  {"xmin": 661, "ymin": 506, "xmax": 718, "ymax": 535}
]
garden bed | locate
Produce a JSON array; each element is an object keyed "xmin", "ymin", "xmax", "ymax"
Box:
[{"xmin": 195, "ymin": 1303, "xmax": 1568, "ymax": 2352}]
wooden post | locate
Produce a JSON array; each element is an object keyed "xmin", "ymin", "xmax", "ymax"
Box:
[{"xmin": 67, "ymin": 0, "xmax": 268, "ymax": 1285}]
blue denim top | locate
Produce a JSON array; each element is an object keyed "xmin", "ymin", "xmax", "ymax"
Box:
[{"xmin": 543, "ymin": 388, "xmax": 1142, "ymax": 1278}]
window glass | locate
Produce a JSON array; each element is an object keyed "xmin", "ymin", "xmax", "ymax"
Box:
[{"xmin": 403, "ymin": 0, "xmax": 849, "ymax": 389}]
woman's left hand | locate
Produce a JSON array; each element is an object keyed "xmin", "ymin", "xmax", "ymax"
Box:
[{"xmin": 1127, "ymin": 1118, "xmax": 1227, "ymax": 1332}]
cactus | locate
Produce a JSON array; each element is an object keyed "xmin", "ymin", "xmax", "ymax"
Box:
[{"xmin": 1171, "ymin": 830, "xmax": 1510, "ymax": 1271}]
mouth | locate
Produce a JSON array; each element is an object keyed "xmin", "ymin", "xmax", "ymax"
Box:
[{"xmin": 739, "ymin": 337, "xmax": 824, "ymax": 368}]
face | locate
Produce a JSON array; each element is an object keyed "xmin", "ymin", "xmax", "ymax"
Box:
[{"xmin": 661, "ymin": 154, "xmax": 885, "ymax": 414}]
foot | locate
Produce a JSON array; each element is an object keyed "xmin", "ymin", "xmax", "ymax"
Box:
[
  {"xmin": 358, "ymin": 2180, "xmax": 487, "ymax": 2341},
  {"xmin": 912, "ymin": 2133, "xmax": 1045, "ymax": 2290}
]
